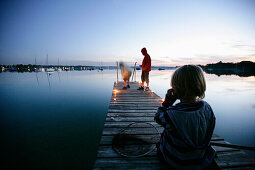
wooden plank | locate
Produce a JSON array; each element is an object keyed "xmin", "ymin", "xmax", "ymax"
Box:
[
  {"xmin": 111, "ymin": 98, "xmax": 162, "ymax": 101},
  {"xmin": 99, "ymin": 135, "xmax": 224, "ymax": 145},
  {"xmin": 111, "ymin": 94, "xmax": 161, "ymax": 97},
  {"xmin": 96, "ymin": 143, "xmax": 241, "ymax": 158},
  {"xmin": 107, "ymin": 112, "xmax": 156, "ymax": 117},
  {"xmin": 100, "ymin": 135, "xmax": 162, "ymax": 145},
  {"xmin": 97, "ymin": 145, "xmax": 157, "ymax": 157},
  {"xmin": 222, "ymin": 167, "xmax": 255, "ymax": 170},
  {"xmin": 102, "ymin": 127, "xmax": 163, "ymax": 135},
  {"xmin": 105, "ymin": 117, "xmax": 156, "ymax": 122},
  {"xmin": 216, "ymin": 151, "xmax": 255, "ymax": 168},
  {"xmin": 103, "ymin": 122, "xmax": 161, "ymax": 128},
  {"xmin": 211, "ymin": 142, "xmax": 255, "ymax": 151},
  {"xmin": 108, "ymin": 106, "xmax": 160, "ymax": 110},
  {"xmin": 94, "ymin": 157, "xmax": 167, "ymax": 169},
  {"xmin": 109, "ymin": 103, "xmax": 161, "ymax": 105},
  {"xmin": 108, "ymin": 109, "xmax": 158, "ymax": 113}
]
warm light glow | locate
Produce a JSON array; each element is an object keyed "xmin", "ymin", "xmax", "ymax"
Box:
[
  {"xmin": 113, "ymin": 89, "xmax": 119, "ymax": 93},
  {"xmin": 113, "ymin": 98, "xmax": 116, "ymax": 101},
  {"xmin": 162, "ymin": 99, "xmax": 165, "ymax": 102}
]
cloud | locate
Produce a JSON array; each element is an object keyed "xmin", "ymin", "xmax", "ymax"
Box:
[
  {"xmin": 228, "ymin": 40, "xmax": 255, "ymax": 52},
  {"xmin": 232, "ymin": 44, "xmax": 255, "ymax": 48}
]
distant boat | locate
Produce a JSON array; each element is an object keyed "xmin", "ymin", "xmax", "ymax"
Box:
[
  {"xmin": 57, "ymin": 58, "xmax": 62, "ymax": 72},
  {"xmin": 34, "ymin": 56, "xmax": 41, "ymax": 72},
  {"xmin": 46, "ymin": 68, "xmax": 55, "ymax": 73},
  {"xmin": 158, "ymin": 68, "xmax": 165, "ymax": 70},
  {"xmin": 99, "ymin": 58, "xmax": 103, "ymax": 71},
  {"xmin": 45, "ymin": 54, "xmax": 54, "ymax": 73},
  {"xmin": 9, "ymin": 68, "xmax": 17, "ymax": 72},
  {"xmin": 35, "ymin": 68, "xmax": 40, "ymax": 72}
]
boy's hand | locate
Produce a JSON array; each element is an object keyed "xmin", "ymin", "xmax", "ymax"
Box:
[{"xmin": 162, "ymin": 89, "xmax": 177, "ymax": 108}]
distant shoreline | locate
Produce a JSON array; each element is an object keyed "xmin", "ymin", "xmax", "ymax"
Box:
[{"xmin": 1, "ymin": 61, "xmax": 255, "ymax": 77}]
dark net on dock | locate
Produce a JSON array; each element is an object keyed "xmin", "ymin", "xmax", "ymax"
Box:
[{"xmin": 112, "ymin": 122, "xmax": 160, "ymax": 157}]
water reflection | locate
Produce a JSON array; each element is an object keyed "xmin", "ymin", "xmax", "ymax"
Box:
[
  {"xmin": 0, "ymin": 71, "xmax": 115, "ymax": 169},
  {"xmin": 0, "ymin": 70, "xmax": 254, "ymax": 169},
  {"xmin": 204, "ymin": 69, "xmax": 255, "ymax": 77}
]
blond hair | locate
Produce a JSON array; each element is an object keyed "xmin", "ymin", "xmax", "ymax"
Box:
[{"xmin": 171, "ymin": 65, "xmax": 206, "ymax": 100}]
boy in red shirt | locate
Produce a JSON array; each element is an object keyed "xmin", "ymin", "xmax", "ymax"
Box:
[{"xmin": 138, "ymin": 47, "xmax": 151, "ymax": 91}]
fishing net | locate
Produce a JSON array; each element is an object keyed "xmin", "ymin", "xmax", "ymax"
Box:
[{"xmin": 112, "ymin": 122, "xmax": 161, "ymax": 157}]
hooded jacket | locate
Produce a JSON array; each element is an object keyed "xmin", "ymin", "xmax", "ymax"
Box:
[
  {"xmin": 142, "ymin": 54, "xmax": 151, "ymax": 71},
  {"xmin": 155, "ymin": 100, "xmax": 216, "ymax": 169}
]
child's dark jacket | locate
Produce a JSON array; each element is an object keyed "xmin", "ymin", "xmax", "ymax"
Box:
[{"xmin": 155, "ymin": 100, "xmax": 216, "ymax": 169}]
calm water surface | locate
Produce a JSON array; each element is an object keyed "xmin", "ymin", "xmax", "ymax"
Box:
[{"xmin": 1, "ymin": 70, "xmax": 254, "ymax": 169}]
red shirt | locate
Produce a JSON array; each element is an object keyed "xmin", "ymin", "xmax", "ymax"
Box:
[{"xmin": 142, "ymin": 54, "xmax": 151, "ymax": 71}]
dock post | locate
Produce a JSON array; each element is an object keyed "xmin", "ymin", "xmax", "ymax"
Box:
[
  {"xmin": 116, "ymin": 61, "xmax": 118, "ymax": 84},
  {"xmin": 134, "ymin": 62, "xmax": 137, "ymax": 82}
]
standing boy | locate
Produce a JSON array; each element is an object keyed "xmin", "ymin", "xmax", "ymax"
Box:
[{"xmin": 138, "ymin": 47, "xmax": 151, "ymax": 91}]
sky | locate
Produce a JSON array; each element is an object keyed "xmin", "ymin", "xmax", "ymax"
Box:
[{"xmin": 0, "ymin": 0, "xmax": 255, "ymax": 66}]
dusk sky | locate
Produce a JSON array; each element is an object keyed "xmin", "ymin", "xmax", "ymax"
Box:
[{"xmin": 0, "ymin": 0, "xmax": 254, "ymax": 66}]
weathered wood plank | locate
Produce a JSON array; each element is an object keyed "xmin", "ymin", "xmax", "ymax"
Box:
[
  {"xmin": 94, "ymin": 157, "xmax": 167, "ymax": 169},
  {"xmin": 109, "ymin": 103, "xmax": 161, "ymax": 106},
  {"xmin": 111, "ymin": 98, "xmax": 162, "ymax": 101},
  {"xmin": 99, "ymin": 135, "xmax": 162, "ymax": 145},
  {"xmin": 216, "ymin": 151, "xmax": 255, "ymax": 168},
  {"xmin": 102, "ymin": 127, "xmax": 163, "ymax": 135},
  {"xmin": 108, "ymin": 109, "xmax": 158, "ymax": 113},
  {"xmin": 105, "ymin": 117, "xmax": 156, "ymax": 122},
  {"xmin": 222, "ymin": 167, "xmax": 255, "ymax": 170},
  {"xmin": 108, "ymin": 106, "xmax": 160, "ymax": 110},
  {"xmin": 96, "ymin": 143, "xmax": 240, "ymax": 159},
  {"xmin": 99, "ymin": 135, "xmax": 224, "ymax": 145},
  {"xmin": 107, "ymin": 112, "xmax": 156, "ymax": 117},
  {"xmin": 103, "ymin": 122, "xmax": 161, "ymax": 128},
  {"xmin": 97, "ymin": 145, "xmax": 157, "ymax": 157}
]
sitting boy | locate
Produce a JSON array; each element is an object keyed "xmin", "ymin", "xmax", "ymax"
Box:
[{"xmin": 155, "ymin": 65, "xmax": 216, "ymax": 169}]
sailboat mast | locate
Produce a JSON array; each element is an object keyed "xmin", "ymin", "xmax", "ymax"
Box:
[{"xmin": 47, "ymin": 54, "xmax": 48, "ymax": 66}]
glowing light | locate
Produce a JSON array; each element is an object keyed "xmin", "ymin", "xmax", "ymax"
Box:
[
  {"xmin": 162, "ymin": 99, "xmax": 165, "ymax": 102},
  {"xmin": 113, "ymin": 89, "xmax": 119, "ymax": 93},
  {"xmin": 113, "ymin": 98, "xmax": 116, "ymax": 101}
]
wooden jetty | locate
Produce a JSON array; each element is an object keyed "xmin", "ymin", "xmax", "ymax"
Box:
[{"xmin": 94, "ymin": 82, "xmax": 255, "ymax": 169}]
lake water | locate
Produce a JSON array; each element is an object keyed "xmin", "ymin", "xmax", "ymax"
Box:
[{"xmin": 1, "ymin": 70, "xmax": 255, "ymax": 169}]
